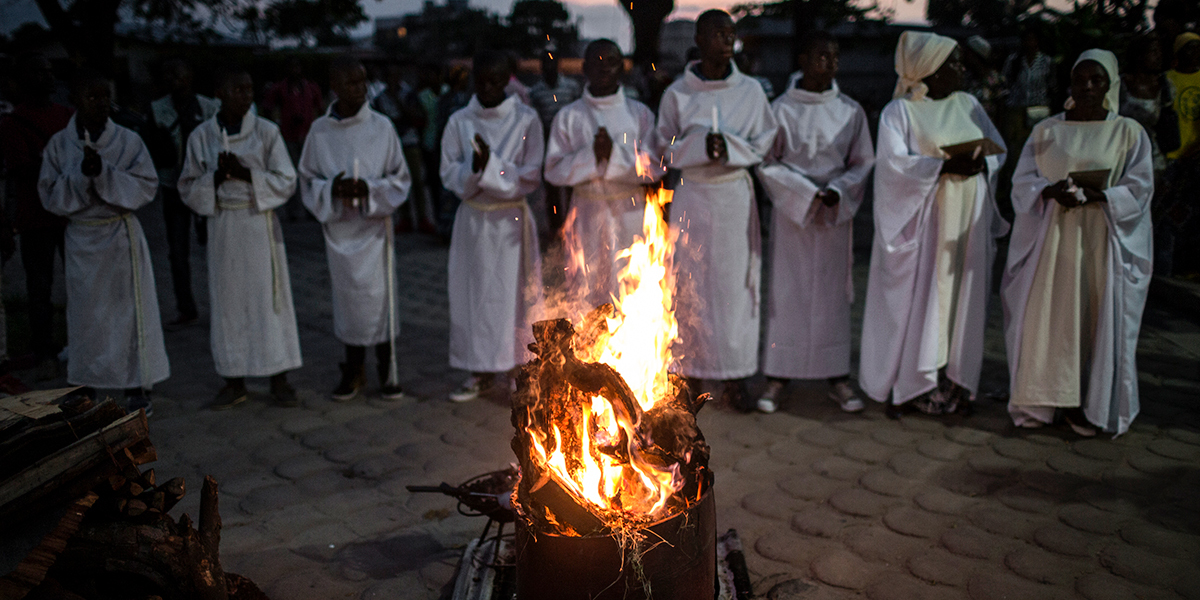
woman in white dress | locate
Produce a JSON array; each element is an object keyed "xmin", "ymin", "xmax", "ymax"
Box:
[
  {"xmin": 859, "ymin": 31, "xmax": 1007, "ymax": 417},
  {"xmin": 1002, "ymin": 49, "xmax": 1153, "ymax": 437}
]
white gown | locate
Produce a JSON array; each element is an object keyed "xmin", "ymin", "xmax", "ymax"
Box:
[
  {"xmin": 544, "ymin": 86, "xmax": 659, "ymax": 309},
  {"xmin": 859, "ymin": 92, "xmax": 1007, "ymax": 404},
  {"xmin": 38, "ymin": 116, "xmax": 169, "ymax": 389},
  {"xmin": 1002, "ymin": 113, "xmax": 1153, "ymax": 435},
  {"xmin": 657, "ymin": 62, "xmax": 778, "ymax": 379},
  {"xmin": 178, "ymin": 110, "xmax": 302, "ymax": 378},
  {"xmin": 300, "ymin": 102, "xmax": 411, "ymax": 350},
  {"xmin": 441, "ymin": 95, "xmax": 545, "ymax": 373},
  {"xmin": 756, "ymin": 83, "xmax": 874, "ymax": 380}
]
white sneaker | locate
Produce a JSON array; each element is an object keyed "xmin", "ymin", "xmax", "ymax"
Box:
[
  {"xmin": 757, "ymin": 380, "xmax": 785, "ymax": 414},
  {"xmin": 829, "ymin": 381, "xmax": 865, "ymax": 413},
  {"xmin": 449, "ymin": 378, "xmax": 481, "ymax": 402}
]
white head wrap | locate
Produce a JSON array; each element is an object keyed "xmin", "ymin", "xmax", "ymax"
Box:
[
  {"xmin": 1064, "ymin": 49, "xmax": 1119, "ymax": 112},
  {"xmin": 893, "ymin": 30, "xmax": 959, "ymax": 101}
]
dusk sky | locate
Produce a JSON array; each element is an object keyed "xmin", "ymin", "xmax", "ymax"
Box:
[{"xmin": 0, "ymin": 0, "xmax": 926, "ymax": 51}]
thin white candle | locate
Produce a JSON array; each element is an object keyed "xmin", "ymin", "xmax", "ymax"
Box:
[
  {"xmin": 353, "ymin": 157, "xmax": 360, "ymax": 181},
  {"xmin": 83, "ymin": 130, "xmax": 92, "ymax": 147},
  {"xmin": 221, "ymin": 128, "xmax": 230, "ymax": 152},
  {"xmin": 711, "ymin": 105, "xmax": 719, "ymax": 133}
]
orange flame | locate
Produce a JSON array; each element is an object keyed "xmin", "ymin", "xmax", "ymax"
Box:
[{"xmin": 528, "ymin": 145, "xmax": 680, "ymax": 520}]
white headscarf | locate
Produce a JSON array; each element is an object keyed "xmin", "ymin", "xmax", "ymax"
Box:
[
  {"xmin": 1063, "ymin": 49, "xmax": 1120, "ymax": 113},
  {"xmin": 893, "ymin": 30, "xmax": 959, "ymax": 101}
]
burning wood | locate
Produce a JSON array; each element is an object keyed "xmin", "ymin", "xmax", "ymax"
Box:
[{"xmin": 510, "ymin": 183, "xmax": 711, "ymax": 538}]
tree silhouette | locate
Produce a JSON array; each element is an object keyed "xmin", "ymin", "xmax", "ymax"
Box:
[{"xmin": 621, "ymin": 0, "xmax": 675, "ymax": 66}]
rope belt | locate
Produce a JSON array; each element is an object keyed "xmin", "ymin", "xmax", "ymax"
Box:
[
  {"xmin": 384, "ymin": 214, "xmax": 398, "ymax": 386},
  {"xmin": 572, "ymin": 183, "xmax": 643, "ymax": 204},
  {"xmin": 75, "ymin": 213, "xmax": 150, "ymax": 388},
  {"xmin": 218, "ymin": 200, "xmax": 286, "ymax": 314},
  {"xmin": 464, "ymin": 198, "xmax": 539, "ymax": 310}
]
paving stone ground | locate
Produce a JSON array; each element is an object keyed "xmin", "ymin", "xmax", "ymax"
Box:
[{"xmin": 2, "ymin": 200, "xmax": 1198, "ymax": 600}]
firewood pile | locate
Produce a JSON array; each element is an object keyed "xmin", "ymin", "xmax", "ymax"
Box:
[
  {"xmin": 0, "ymin": 389, "xmax": 268, "ymax": 600},
  {"xmin": 510, "ymin": 306, "xmax": 711, "ymax": 537}
]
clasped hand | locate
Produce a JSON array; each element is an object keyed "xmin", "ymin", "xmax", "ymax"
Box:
[
  {"xmin": 332, "ymin": 172, "xmax": 369, "ymax": 209},
  {"xmin": 941, "ymin": 153, "xmax": 985, "ymax": 177},
  {"xmin": 81, "ymin": 147, "xmax": 102, "ymax": 178},
  {"xmin": 215, "ymin": 152, "xmax": 251, "ymax": 186},
  {"xmin": 594, "ymin": 127, "xmax": 613, "ymax": 163},
  {"xmin": 471, "ymin": 134, "xmax": 490, "ymax": 173},
  {"xmin": 1042, "ymin": 179, "xmax": 1104, "ymax": 209},
  {"xmin": 706, "ymin": 132, "xmax": 727, "ymax": 162},
  {"xmin": 816, "ymin": 189, "xmax": 840, "ymax": 207}
]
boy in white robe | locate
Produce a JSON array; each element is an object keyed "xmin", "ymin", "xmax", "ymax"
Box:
[
  {"xmin": 860, "ymin": 32, "xmax": 1007, "ymax": 417},
  {"xmin": 658, "ymin": 9, "xmax": 778, "ymax": 409},
  {"xmin": 545, "ymin": 39, "xmax": 661, "ymax": 308},
  {"xmin": 441, "ymin": 50, "xmax": 545, "ymax": 402},
  {"xmin": 38, "ymin": 71, "xmax": 167, "ymax": 414},
  {"xmin": 755, "ymin": 31, "xmax": 874, "ymax": 414},
  {"xmin": 1003, "ymin": 50, "xmax": 1153, "ymax": 437},
  {"xmin": 300, "ymin": 57, "xmax": 412, "ymax": 402},
  {"xmin": 178, "ymin": 69, "xmax": 303, "ymax": 410}
]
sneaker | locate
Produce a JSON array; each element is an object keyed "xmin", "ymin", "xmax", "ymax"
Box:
[
  {"xmin": 828, "ymin": 381, "xmax": 865, "ymax": 413},
  {"xmin": 127, "ymin": 391, "xmax": 153, "ymax": 417},
  {"xmin": 332, "ymin": 363, "xmax": 366, "ymax": 402},
  {"xmin": 270, "ymin": 382, "xmax": 299, "ymax": 407},
  {"xmin": 1063, "ymin": 409, "xmax": 1098, "ymax": 437},
  {"xmin": 911, "ymin": 389, "xmax": 948, "ymax": 415},
  {"xmin": 210, "ymin": 385, "xmax": 248, "ymax": 411},
  {"xmin": 449, "ymin": 377, "xmax": 481, "ymax": 402},
  {"xmin": 378, "ymin": 365, "xmax": 405, "ymax": 401},
  {"xmin": 721, "ymin": 380, "xmax": 753, "ymax": 413},
  {"xmin": 757, "ymin": 380, "xmax": 785, "ymax": 414}
]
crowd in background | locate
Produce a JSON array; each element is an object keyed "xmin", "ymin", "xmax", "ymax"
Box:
[{"xmin": 0, "ymin": 15, "xmax": 1195, "ymax": 437}]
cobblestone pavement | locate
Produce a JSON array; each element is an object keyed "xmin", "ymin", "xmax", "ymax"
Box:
[{"xmin": 2, "ymin": 200, "xmax": 1199, "ymax": 600}]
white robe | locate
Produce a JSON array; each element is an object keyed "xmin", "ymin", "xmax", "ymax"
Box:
[
  {"xmin": 1002, "ymin": 113, "xmax": 1153, "ymax": 435},
  {"xmin": 178, "ymin": 110, "xmax": 302, "ymax": 378},
  {"xmin": 544, "ymin": 86, "xmax": 659, "ymax": 308},
  {"xmin": 658, "ymin": 62, "xmax": 778, "ymax": 379},
  {"xmin": 38, "ymin": 117, "xmax": 169, "ymax": 389},
  {"xmin": 300, "ymin": 102, "xmax": 411, "ymax": 350},
  {"xmin": 441, "ymin": 95, "xmax": 544, "ymax": 373},
  {"xmin": 859, "ymin": 92, "xmax": 1007, "ymax": 404},
  {"xmin": 756, "ymin": 84, "xmax": 874, "ymax": 380}
]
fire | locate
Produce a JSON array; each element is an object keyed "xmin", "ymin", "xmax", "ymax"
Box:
[{"xmin": 524, "ymin": 146, "xmax": 686, "ymax": 523}]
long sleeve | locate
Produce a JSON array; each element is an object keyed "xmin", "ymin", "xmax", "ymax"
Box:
[
  {"xmin": 440, "ymin": 117, "xmax": 483, "ymax": 201},
  {"xmin": 476, "ymin": 117, "xmax": 543, "ymax": 200},
  {"xmin": 756, "ymin": 127, "xmax": 822, "ymax": 227},
  {"xmin": 250, "ymin": 126, "xmax": 299, "ymax": 213},
  {"xmin": 722, "ymin": 100, "xmax": 777, "ymax": 169},
  {"xmin": 298, "ymin": 132, "xmax": 339, "ymax": 223},
  {"xmin": 826, "ymin": 108, "xmax": 876, "ymax": 226},
  {"xmin": 872, "ymin": 100, "xmax": 945, "ymax": 247},
  {"xmin": 543, "ymin": 109, "xmax": 601, "ymax": 187},
  {"xmin": 972, "ymin": 96, "xmax": 1008, "ymax": 204},
  {"xmin": 360, "ymin": 131, "xmax": 410, "ymax": 218},
  {"xmin": 1010, "ymin": 134, "xmax": 1052, "ymax": 220},
  {"xmin": 1103, "ymin": 127, "xmax": 1153, "ymax": 238},
  {"xmin": 607, "ymin": 103, "xmax": 661, "ymax": 183},
  {"xmin": 91, "ymin": 134, "xmax": 158, "ymax": 211},
  {"xmin": 38, "ymin": 137, "xmax": 93, "ymax": 217},
  {"xmin": 178, "ymin": 127, "xmax": 218, "ymax": 216}
]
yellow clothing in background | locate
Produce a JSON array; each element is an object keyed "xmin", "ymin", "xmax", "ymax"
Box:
[{"xmin": 1166, "ymin": 69, "xmax": 1200, "ymax": 159}]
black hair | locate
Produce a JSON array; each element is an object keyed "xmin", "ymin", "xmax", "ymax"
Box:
[
  {"xmin": 696, "ymin": 9, "xmax": 733, "ymax": 33},
  {"xmin": 584, "ymin": 39, "xmax": 622, "ymax": 61},
  {"xmin": 70, "ymin": 68, "xmax": 110, "ymax": 94},
  {"xmin": 1124, "ymin": 35, "xmax": 1159, "ymax": 68},
  {"xmin": 473, "ymin": 49, "xmax": 510, "ymax": 76},
  {"xmin": 798, "ymin": 30, "xmax": 837, "ymax": 57},
  {"xmin": 214, "ymin": 65, "xmax": 252, "ymax": 90},
  {"xmin": 329, "ymin": 55, "xmax": 364, "ymax": 80}
]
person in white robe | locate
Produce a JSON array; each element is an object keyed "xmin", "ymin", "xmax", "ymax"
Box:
[
  {"xmin": 441, "ymin": 50, "xmax": 545, "ymax": 402},
  {"xmin": 178, "ymin": 69, "xmax": 303, "ymax": 410},
  {"xmin": 657, "ymin": 9, "xmax": 778, "ymax": 410},
  {"xmin": 859, "ymin": 31, "xmax": 1008, "ymax": 417},
  {"xmin": 38, "ymin": 72, "xmax": 167, "ymax": 414},
  {"xmin": 756, "ymin": 31, "xmax": 874, "ymax": 414},
  {"xmin": 546, "ymin": 39, "xmax": 661, "ymax": 309},
  {"xmin": 1003, "ymin": 50, "xmax": 1153, "ymax": 437},
  {"xmin": 300, "ymin": 57, "xmax": 411, "ymax": 402}
]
